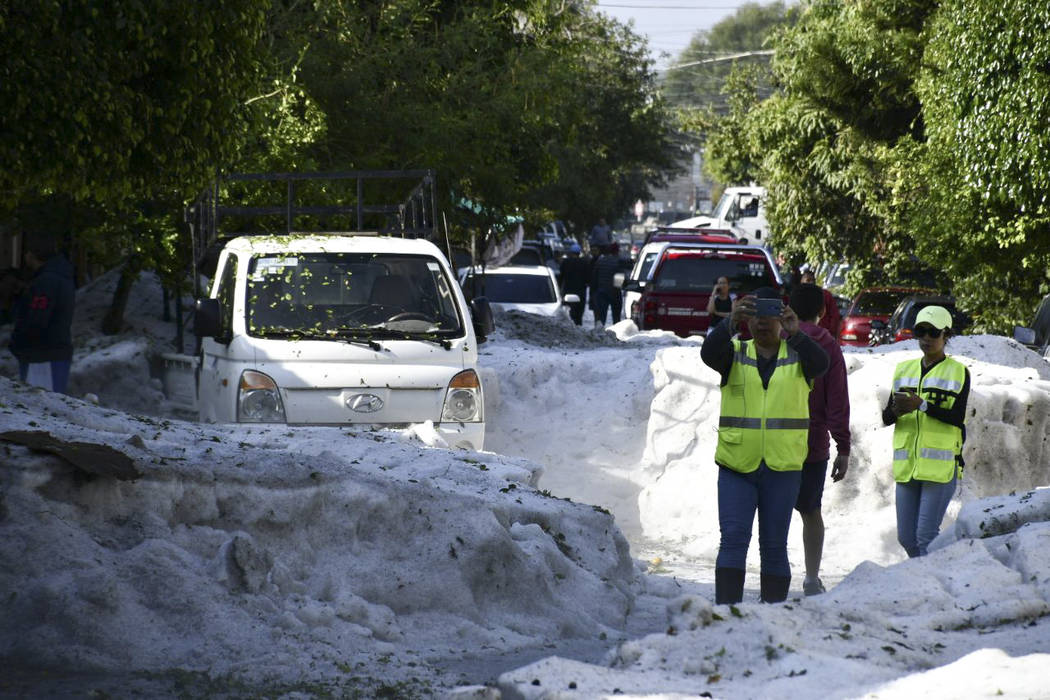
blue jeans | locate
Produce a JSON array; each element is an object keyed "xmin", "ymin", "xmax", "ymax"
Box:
[
  {"xmin": 592, "ymin": 290, "xmax": 621, "ymax": 325},
  {"xmin": 896, "ymin": 476, "xmax": 957, "ymax": 557},
  {"xmin": 716, "ymin": 463, "xmax": 802, "ymax": 577}
]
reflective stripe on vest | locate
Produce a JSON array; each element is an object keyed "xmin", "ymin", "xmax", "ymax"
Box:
[
  {"xmin": 715, "ymin": 338, "xmax": 811, "ymax": 473},
  {"xmin": 891, "ymin": 357, "xmax": 967, "ymax": 484}
]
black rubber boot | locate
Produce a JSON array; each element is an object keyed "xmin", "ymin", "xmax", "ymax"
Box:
[
  {"xmin": 760, "ymin": 573, "xmax": 791, "ymax": 603},
  {"xmin": 715, "ymin": 567, "xmax": 746, "ymax": 604}
]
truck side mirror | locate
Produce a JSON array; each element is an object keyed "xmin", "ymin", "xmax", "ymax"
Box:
[
  {"xmin": 470, "ymin": 296, "xmax": 495, "ymax": 344},
  {"xmin": 1014, "ymin": 326, "xmax": 1037, "ymax": 347},
  {"xmin": 194, "ymin": 298, "xmax": 223, "ymax": 339},
  {"xmin": 622, "ymin": 279, "xmax": 643, "ymax": 293}
]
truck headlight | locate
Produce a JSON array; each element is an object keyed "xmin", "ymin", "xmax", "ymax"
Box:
[
  {"xmin": 442, "ymin": 369, "xmax": 483, "ymax": 423},
  {"xmin": 238, "ymin": 370, "xmax": 286, "ymax": 423}
]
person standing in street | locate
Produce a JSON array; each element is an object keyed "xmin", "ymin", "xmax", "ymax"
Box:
[
  {"xmin": 588, "ymin": 218, "xmax": 612, "ymax": 251},
  {"xmin": 789, "ymin": 283, "xmax": 851, "ymax": 596},
  {"xmin": 882, "ymin": 305, "xmax": 969, "ymax": 557},
  {"xmin": 800, "ymin": 268, "xmax": 842, "ymax": 340},
  {"xmin": 590, "ymin": 244, "xmax": 624, "ymax": 328},
  {"xmin": 9, "ymin": 236, "xmax": 76, "ymax": 393},
  {"xmin": 706, "ymin": 276, "xmax": 734, "ymax": 322},
  {"xmin": 701, "ymin": 287, "xmax": 829, "ymax": 604},
  {"xmin": 558, "ymin": 253, "xmax": 591, "ymax": 326}
]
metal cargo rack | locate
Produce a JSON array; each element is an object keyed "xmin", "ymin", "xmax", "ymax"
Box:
[{"xmin": 185, "ymin": 169, "xmax": 438, "ymax": 278}]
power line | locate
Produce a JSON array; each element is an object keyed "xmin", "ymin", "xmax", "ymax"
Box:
[
  {"xmin": 598, "ymin": 3, "xmax": 745, "ymax": 8},
  {"xmin": 665, "ymin": 49, "xmax": 774, "ymax": 69}
]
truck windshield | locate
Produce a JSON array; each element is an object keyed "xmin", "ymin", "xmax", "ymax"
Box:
[
  {"xmin": 246, "ymin": 253, "xmax": 463, "ymax": 338},
  {"xmin": 711, "ymin": 192, "xmax": 734, "ymax": 221}
]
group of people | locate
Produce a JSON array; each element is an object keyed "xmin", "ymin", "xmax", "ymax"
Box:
[
  {"xmin": 702, "ymin": 284, "xmax": 967, "ymax": 603},
  {"xmin": 557, "ymin": 218, "xmax": 633, "ymax": 328}
]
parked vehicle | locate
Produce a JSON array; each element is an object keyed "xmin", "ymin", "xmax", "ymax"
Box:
[
  {"xmin": 460, "ymin": 264, "xmax": 577, "ymax": 318},
  {"xmin": 666, "ymin": 186, "xmax": 770, "ymax": 244},
  {"xmin": 187, "ymin": 170, "xmax": 493, "ymax": 451},
  {"xmin": 623, "ymin": 242, "xmax": 783, "ymax": 337},
  {"xmin": 868, "ymin": 295, "xmax": 970, "ymax": 346},
  {"xmin": 839, "ymin": 286, "xmax": 937, "ymax": 346},
  {"xmin": 621, "ymin": 233, "xmax": 738, "ymax": 322},
  {"xmin": 509, "ymin": 239, "xmax": 561, "ymax": 275},
  {"xmin": 1013, "ymin": 292, "xmax": 1050, "ymax": 358}
]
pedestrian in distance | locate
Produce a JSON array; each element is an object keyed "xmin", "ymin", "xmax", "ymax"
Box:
[
  {"xmin": 881, "ymin": 305, "xmax": 969, "ymax": 557},
  {"xmin": 700, "ymin": 287, "xmax": 829, "ymax": 604},
  {"xmin": 588, "ymin": 217, "xmax": 613, "ymax": 251},
  {"xmin": 789, "ymin": 283, "xmax": 851, "ymax": 596},
  {"xmin": 706, "ymin": 276, "xmax": 734, "ymax": 322},
  {"xmin": 590, "ymin": 243, "xmax": 625, "ymax": 328},
  {"xmin": 557, "ymin": 253, "xmax": 591, "ymax": 326},
  {"xmin": 9, "ymin": 236, "xmax": 76, "ymax": 394}
]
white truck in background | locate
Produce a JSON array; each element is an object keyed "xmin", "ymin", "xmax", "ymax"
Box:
[{"xmin": 669, "ymin": 185, "xmax": 770, "ymax": 245}]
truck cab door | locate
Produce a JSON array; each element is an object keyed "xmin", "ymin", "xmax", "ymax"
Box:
[{"xmin": 196, "ymin": 253, "xmax": 240, "ymax": 422}]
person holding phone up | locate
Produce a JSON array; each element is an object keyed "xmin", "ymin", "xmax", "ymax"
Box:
[
  {"xmin": 881, "ymin": 305, "xmax": 970, "ymax": 557},
  {"xmin": 706, "ymin": 276, "xmax": 734, "ymax": 321},
  {"xmin": 701, "ymin": 287, "xmax": 828, "ymax": 604}
]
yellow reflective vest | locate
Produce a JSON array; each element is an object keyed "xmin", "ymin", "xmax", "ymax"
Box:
[
  {"xmin": 715, "ymin": 338, "xmax": 812, "ymax": 473},
  {"xmin": 891, "ymin": 357, "xmax": 967, "ymax": 483}
]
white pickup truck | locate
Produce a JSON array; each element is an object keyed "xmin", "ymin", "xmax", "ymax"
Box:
[
  {"xmin": 669, "ymin": 186, "xmax": 770, "ymax": 245},
  {"xmin": 172, "ymin": 170, "xmax": 493, "ymax": 451},
  {"xmin": 192, "ymin": 233, "xmax": 492, "ymax": 450}
]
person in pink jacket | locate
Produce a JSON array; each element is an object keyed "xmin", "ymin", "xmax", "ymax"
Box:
[{"xmin": 789, "ymin": 283, "xmax": 851, "ymax": 595}]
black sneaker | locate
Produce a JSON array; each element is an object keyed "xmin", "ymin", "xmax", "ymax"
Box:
[{"xmin": 803, "ymin": 577, "xmax": 826, "ymax": 596}]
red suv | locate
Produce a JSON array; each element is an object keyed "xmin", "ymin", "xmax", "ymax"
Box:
[
  {"xmin": 624, "ymin": 243, "xmax": 783, "ymax": 337},
  {"xmin": 839, "ymin": 286, "xmax": 936, "ymax": 346}
]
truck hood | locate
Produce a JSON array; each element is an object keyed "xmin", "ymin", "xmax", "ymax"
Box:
[{"xmin": 244, "ymin": 336, "xmax": 471, "ymax": 389}]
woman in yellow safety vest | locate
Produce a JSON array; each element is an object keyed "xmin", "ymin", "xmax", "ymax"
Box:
[
  {"xmin": 882, "ymin": 305, "xmax": 970, "ymax": 557},
  {"xmin": 701, "ymin": 287, "xmax": 829, "ymax": 604}
]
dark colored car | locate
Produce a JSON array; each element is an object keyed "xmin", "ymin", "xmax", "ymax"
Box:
[
  {"xmin": 509, "ymin": 240, "xmax": 560, "ymax": 275},
  {"xmin": 1013, "ymin": 292, "xmax": 1050, "ymax": 358},
  {"xmin": 839, "ymin": 286, "xmax": 937, "ymax": 346},
  {"xmin": 625, "ymin": 243, "xmax": 783, "ymax": 337},
  {"xmin": 869, "ymin": 295, "xmax": 970, "ymax": 346}
]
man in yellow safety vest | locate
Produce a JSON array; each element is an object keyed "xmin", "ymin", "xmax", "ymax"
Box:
[{"xmin": 701, "ymin": 287, "xmax": 829, "ymax": 604}]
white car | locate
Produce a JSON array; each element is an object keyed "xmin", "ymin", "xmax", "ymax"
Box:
[{"xmin": 459, "ymin": 264, "xmax": 579, "ymax": 318}]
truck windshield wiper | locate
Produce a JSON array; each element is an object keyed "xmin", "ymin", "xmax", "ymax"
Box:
[
  {"xmin": 369, "ymin": 329, "xmax": 453, "ymax": 350},
  {"xmin": 327, "ymin": 330, "xmax": 384, "ymax": 350}
]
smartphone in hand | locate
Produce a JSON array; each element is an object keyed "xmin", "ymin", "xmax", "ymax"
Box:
[{"xmin": 755, "ymin": 298, "xmax": 784, "ymax": 317}]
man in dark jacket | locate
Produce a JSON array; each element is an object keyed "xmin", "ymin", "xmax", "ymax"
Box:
[
  {"xmin": 9, "ymin": 238, "xmax": 76, "ymax": 393},
  {"xmin": 590, "ymin": 244, "xmax": 626, "ymax": 327},
  {"xmin": 558, "ymin": 253, "xmax": 591, "ymax": 326}
]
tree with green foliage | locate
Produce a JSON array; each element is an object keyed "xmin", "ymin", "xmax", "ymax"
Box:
[
  {"xmin": 901, "ymin": 0, "xmax": 1050, "ymax": 332},
  {"xmin": 1, "ymin": 1, "xmax": 271, "ymax": 336},
  {"xmin": 661, "ymin": 1, "xmax": 793, "ymax": 114},
  {"xmin": 711, "ymin": 0, "xmax": 1050, "ymax": 332},
  {"xmin": 262, "ymin": 0, "xmax": 683, "ymax": 247}
]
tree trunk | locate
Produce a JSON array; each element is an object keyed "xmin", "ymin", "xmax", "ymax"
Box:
[{"xmin": 101, "ymin": 263, "xmax": 139, "ymax": 335}]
